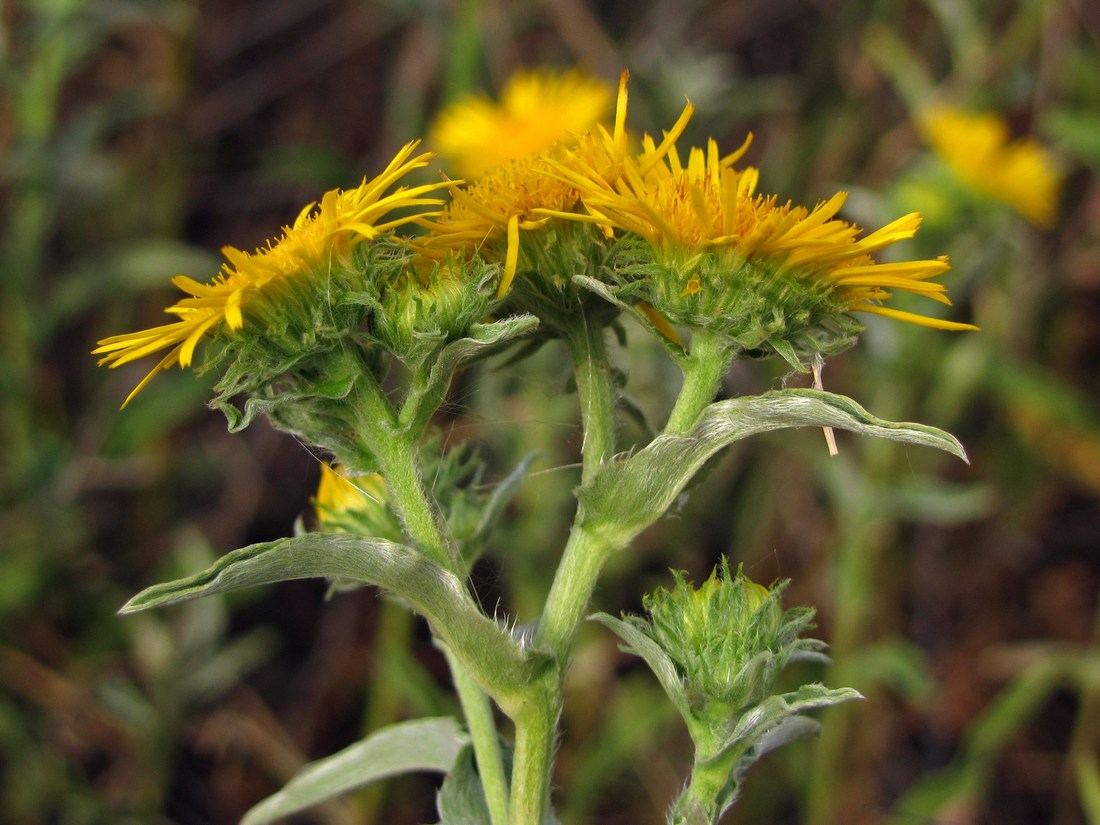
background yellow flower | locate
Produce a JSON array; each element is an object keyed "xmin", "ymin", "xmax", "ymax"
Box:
[
  {"xmin": 920, "ymin": 106, "xmax": 1061, "ymax": 227},
  {"xmin": 430, "ymin": 69, "xmax": 613, "ymax": 178}
]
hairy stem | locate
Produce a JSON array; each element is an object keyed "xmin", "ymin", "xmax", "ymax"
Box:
[
  {"xmin": 534, "ymin": 526, "xmax": 615, "ymax": 659},
  {"xmin": 355, "ymin": 381, "xmax": 455, "ymax": 570},
  {"xmin": 564, "ymin": 307, "xmax": 617, "ymax": 485},
  {"xmin": 508, "ymin": 676, "xmax": 560, "ymax": 825},
  {"xmin": 505, "ymin": 313, "xmax": 622, "ymax": 822},
  {"xmin": 665, "ymin": 329, "xmax": 735, "ymax": 435},
  {"xmin": 356, "ymin": 378, "xmax": 515, "ymax": 820},
  {"xmin": 443, "ymin": 644, "xmax": 511, "ymax": 825}
]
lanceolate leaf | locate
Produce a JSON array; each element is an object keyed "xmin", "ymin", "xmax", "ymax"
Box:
[
  {"xmin": 435, "ymin": 746, "xmax": 493, "ymax": 825},
  {"xmin": 401, "ymin": 314, "xmax": 540, "ymax": 432},
  {"xmin": 581, "ymin": 389, "xmax": 968, "ymax": 544},
  {"xmin": 120, "ymin": 533, "xmax": 536, "ymax": 700},
  {"xmin": 589, "ymin": 612, "xmax": 691, "ymax": 719},
  {"xmin": 241, "ymin": 717, "xmax": 467, "ymax": 825}
]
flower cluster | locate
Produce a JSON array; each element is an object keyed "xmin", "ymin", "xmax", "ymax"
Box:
[
  {"xmin": 95, "ymin": 69, "xmax": 975, "ymax": 409},
  {"xmin": 621, "ymin": 562, "xmax": 823, "ymax": 721}
]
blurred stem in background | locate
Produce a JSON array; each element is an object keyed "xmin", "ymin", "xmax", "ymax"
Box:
[
  {"xmin": 441, "ymin": 0, "xmax": 486, "ymax": 105},
  {"xmin": 1, "ymin": 0, "xmax": 85, "ymax": 496}
]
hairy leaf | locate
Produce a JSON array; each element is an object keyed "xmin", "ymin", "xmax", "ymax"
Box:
[
  {"xmin": 242, "ymin": 717, "xmax": 467, "ymax": 825},
  {"xmin": 121, "ymin": 533, "xmax": 537, "ymax": 701}
]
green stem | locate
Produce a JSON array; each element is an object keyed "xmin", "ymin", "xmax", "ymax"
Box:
[
  {"xmin": 665, "ymin": 329, "xmax": 735, "ymax": 435},
  {"xmin": 511, "ymin": 508, "xmax": 619, "ymax": 821},
  {"xmin": 355, "ymin": 376, "xmax": 513, "ymax": 823},
  {"xmin": 674, "ymin": 750, "xmax": 739, "ymax": 825},
  {"xmin": 355, "ymin": 380, "xmax": 455, "ymax": 570},
  {"xmin": 443, "ymin": 644, "xmax": 511, "ymax": 825},
  {"xmin": 508, "ymin": 678, "xmax": 560, "ymax": 825},
  {"xmin": 502, "ymin": 312, "xmax": 620, "ymax": 823},
  {"xmin": 534, "ymin": 526, "xmax": 614, "ymax": 658},
  {"xmin": 563, "ymin": 308, "xmax": 617, "ymax": 485}
]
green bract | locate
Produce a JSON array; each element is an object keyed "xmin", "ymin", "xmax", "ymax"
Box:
[{"xmin": 607, "ymin": 240, "xmax": 864, "ymax": 368}]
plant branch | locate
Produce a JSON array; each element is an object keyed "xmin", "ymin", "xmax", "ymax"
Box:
[
  {"xmin": 564, "ymin": 307, "xmax": 617, "ymax": 485},
  {"xmin": 664, "ymin": 328, "xmax": 735, "ymax": 435},
  {"xmin": 442, "ymin": 643, "xmax": 511, "ymax": 825}
]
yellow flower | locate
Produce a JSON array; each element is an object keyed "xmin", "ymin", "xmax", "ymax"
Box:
[
  {"xmin": 430, "ymin": 69, "xmax": 613, "ymax": 178},
  {"xmin": 314, "ymin": 463, "xmax": 387, "ymax": 529},
  {"xmin": 919, "ymin": 106, "xmax": 1060, "ymax": 228},
  {"xmin": 417, "ymin": 152, "xmax": 580, "ymax": 296},
  {"xmin": 551, "ymin": 135, "xmax": 977, "ymax": 332},
  {"xmin": 94, "ymin": 142, "xmax": 448, "ymax": 406},
  {"xmin": 420, "ymin": 71, "xmax": 694, "ymax": 297}
]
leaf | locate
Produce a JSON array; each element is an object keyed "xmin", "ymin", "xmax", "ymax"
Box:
[
  {"xmin": 401, "ymin": 314, "xmax": 540, "ymax": 432},
  {"xmin": 752, "ymin": 715, "xmax": 821, "ymax": 758},
  {"xmin": 120, "ymin": 533, "xmax": 537, "ymax": 702},
  {"xmin": 434, "ymin": 746, "xmax": 493, "ymax": 825},
  {"xmin": 589, "ymin": 612, "xmax": 691, "ymax": 719},
  {"xmin": 241, "ymin": 717, "xmax": 467, "ymax": 825},
  {"xmin": 716, "ymin": 684, "xmax": 862, "ymax": 761},
  {"xmin": 581, "ymin": 389, "xmax": 967, "ymax": 546}
]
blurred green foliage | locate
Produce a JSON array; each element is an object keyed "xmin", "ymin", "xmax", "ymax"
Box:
[{"xmin": 2, "ymin": 0, "xmax": 1097, "ymax": 823}]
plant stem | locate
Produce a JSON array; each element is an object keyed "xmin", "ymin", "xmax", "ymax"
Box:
[
  {"xmin": 508, "ymin": 676, "xmax": 560, "ymax": 825},
  {"xmin": 534, "ymin": 525, "xmax": 614, "ymax": 658},
  {"xmin": 443, "ymin": 644, "xmax": 511, "ymax": 825},
  {"xmin": 356, "ymin": 377, "xmax": 514, "ymax": 823},
  {"xmin": 665, "ymin": 329, "xmax": 735, "ymax": 435},
  {"xmin": 504, "ymin": 311, "xmax": 620, "ymax": 823},
  {"xmin": 355, "ymin": 382, "xmax": 455, "ymax": 570},
  {"xmin": 564, "ymin": 307, "xmax": 617, "ymax": 485}
]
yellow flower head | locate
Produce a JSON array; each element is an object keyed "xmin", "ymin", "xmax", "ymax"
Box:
[
  {"xmin": 552, "ymin": 134, "xmax": 977, "ymax": 334},
  {"xmin": 919, "ymin": 106, "xmax": 1061, "ymax": 228},
  {"xmin": 430, "ymin": 69, "xmax": 613, "ymax": 178},
  {"xmin": 314, "ymin": 463, "xmax": 389, "ymax": 531},
  {"xmin": 94, "ymin": 142, "xmax": 448, "ymax": 406},
  {"xmin": 417, "ymin": 152, "xmax": 580, "ymax": 296},
  {"xmin": 420, "ymin": 71, "xmax": 694, "ymax": 298}
]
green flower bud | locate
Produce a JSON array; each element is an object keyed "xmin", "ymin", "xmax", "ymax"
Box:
[
  {"xmin": 372, "ymin": 254, "xmax": 500, "ymax": 365},
  {"xmin": 642, "ymin": 560, "xmax": 815, "ymax": 720},
  {"xmin": 594, "ymin": 560, "xmax": 859, "ymax": 824}
]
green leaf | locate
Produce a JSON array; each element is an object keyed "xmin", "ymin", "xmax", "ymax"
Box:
[
  {"xmin": 120, "ymin": 533, "xmax": 538, "ymax": 703},
  {"xmin": 581, "ymin": 389, "xmax": 967, "ymax": 545},
  {"xmin": 434, "ymin": 746, "xmax": 493, "ymax": 825},
  {"xmin": 401, "ymin": 314, "xmax": 540, "ymax": 433},
  {"xmin": 241, "ymin": 717, "xmax": 467, "ymax": 825},
  {"xmin": 716, "ymin": 684, "xmax": 862, "ymax": 762},
  {"xmin": 589, "ymin": 612, "xmax": 691, "ymax": 719}
]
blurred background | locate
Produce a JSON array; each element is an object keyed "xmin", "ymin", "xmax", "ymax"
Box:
[{"xmin": 2, "ymin": 1, "xmax": 1098, "ymax": 823}]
